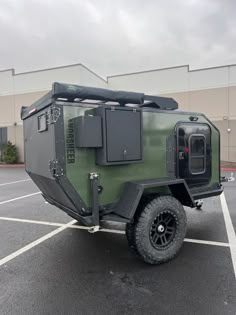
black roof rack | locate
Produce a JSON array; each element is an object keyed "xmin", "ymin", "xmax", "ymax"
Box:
[
  {"xmin": 21, "ymin": 82, "xmax": 178, "ymax": 119},
  {"xmin": 141, "ymin": 95, "xmax": 178, "ymax": 110}
]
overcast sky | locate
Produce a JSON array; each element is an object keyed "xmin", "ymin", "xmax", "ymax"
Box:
[{"xmin": 0, "ymin": 0, "xmax": 235, "ymax": 78}]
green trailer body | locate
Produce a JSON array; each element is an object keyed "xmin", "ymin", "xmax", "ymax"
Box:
[
  {"xmin": 64, "ymin": 106, "xmax": 220, "ymax": 206},
  {"xmin": 21, "ymin": 82, "xmax": 223, "ymax": 264}
]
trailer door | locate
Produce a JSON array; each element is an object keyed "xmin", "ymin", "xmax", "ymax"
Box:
[{"xmin": 177, "ymin": 123, "xmax": 211, "ymax": 187}]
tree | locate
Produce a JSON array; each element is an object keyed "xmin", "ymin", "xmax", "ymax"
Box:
[{"xmin": 2, "ymin": 141, "xmax": 18, "ymax": 164}]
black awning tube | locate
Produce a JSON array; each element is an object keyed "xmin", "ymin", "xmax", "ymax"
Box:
[{"xmin": 53, "ymin": 82, "xmax": 145, "ymax": 105}]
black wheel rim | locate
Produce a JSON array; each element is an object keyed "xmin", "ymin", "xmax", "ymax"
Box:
[{"xmin": 149, "ymin": 211, "xmax": 178, "ymax": 249}]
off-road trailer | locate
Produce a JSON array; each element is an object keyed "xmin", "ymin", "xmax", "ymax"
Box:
[{"xmin": 21, "ymin": 82, "xmax": 224, "ymax": 264}]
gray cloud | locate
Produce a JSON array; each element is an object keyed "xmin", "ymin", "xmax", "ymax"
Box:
[{"xmin": 0, "ymin": 0, "xmax": 235, "ymax": 77}]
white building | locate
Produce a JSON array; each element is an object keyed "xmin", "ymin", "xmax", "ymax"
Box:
[{"xmin": 0, "ymin": 63, "xmax": 236, "ymax": 162}]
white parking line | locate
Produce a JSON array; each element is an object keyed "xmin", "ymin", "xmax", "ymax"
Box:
[
  {"xmin": 0, "ymin": 216, "xmax": 63, "ymax": 227},
  {"xmin": 184, "ymin": 238, "xmax": 229, "ymax": 247},
  {"xmin": 0, "ymin": 215, "xmax": 231, "ymax": 246},
  {"xmin": 0, "ymin": 216, "xmax": 125, "ymax": 234},
  {"xmin": 220, "ymin": 192, "xmax": 236, "ymax": 279},
  {"xmin": 0, "ymin": 179, "xmax": 31, "ymax": 186},
  {"xmin": 0, "ymin": 219, "xmax": 76, "ymax": 267},
  {"xmin": 0, "ymin": 192, "xmax": 41, "ymax": 205}
]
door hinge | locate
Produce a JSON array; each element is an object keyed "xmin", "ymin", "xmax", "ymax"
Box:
[
  {"xmin": 49, "ymin": 160, "xmax": 64, "ymax": 178},
  {"xmin": 46, "ymin": 106, "xmax": 61, "ymax": 125}
]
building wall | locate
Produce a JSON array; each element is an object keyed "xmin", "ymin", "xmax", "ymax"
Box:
[
  {"xmin": 108, "ymin": 65, "xmax": 236, "ymax": 163},
  {"xmin": 160, "ymin": 88, "xmax": 234, "ymax": 163},
  {"xmin": 1, "ymin": 63, "xmax": 236, "ymax": 163},
  {"xmin": 0, "ymin": 64, "xmax": 108, "ymax": 162}
]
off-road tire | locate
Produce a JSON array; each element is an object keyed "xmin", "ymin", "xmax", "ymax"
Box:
[
  {"xmin": 125, "ymin": 197, "xmax": 147, "ymax": 257},
  {"xmin": 126, "ymin": 222, "xmax": 140, "ymax": 257},
  {"xmin": 126, "ymin": 195, "xmax": 187, "ymax": 264}
]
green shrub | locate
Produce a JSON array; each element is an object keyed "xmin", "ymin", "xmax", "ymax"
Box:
[{"xmin": 2, "ymin": 141, "xmax": 18, "ymax": 164}]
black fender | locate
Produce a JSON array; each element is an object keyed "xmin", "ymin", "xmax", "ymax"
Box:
[{"xmin": 113, "ymin": 178, "xmax": 195, "ymax": 220}]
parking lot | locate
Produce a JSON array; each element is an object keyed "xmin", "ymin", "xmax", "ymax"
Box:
[{"xmin": 0, "ymin": 168, "xmax": 235, "ymax": 315}]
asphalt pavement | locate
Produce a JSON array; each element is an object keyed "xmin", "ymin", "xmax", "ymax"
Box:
[{"xmin": 0, "ymin": 168, "xmax": 235, "ymax": 315}]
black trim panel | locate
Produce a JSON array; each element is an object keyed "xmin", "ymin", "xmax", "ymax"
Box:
[
  {"xmin": 192, "ymin": 187, "xmax": 223, "ymax": 200},
  {"xmin": 43, "ymin": 194, "xmax": 94, "ymax": 226},
  {"xmin": 114, "ymin": 178, "xmax": 195, "ymax": 219}
]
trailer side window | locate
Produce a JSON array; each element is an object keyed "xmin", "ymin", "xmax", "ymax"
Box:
[
  {"xmin": 38, "ymin": 114, "xmax": 47, "ymax": 132},
  {"xmin": 189, "ymin": 135, "xmax": 206, "ymax": 174}
]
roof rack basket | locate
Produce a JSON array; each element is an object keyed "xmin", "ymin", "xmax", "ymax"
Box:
[{"xmin": 21, "ymin": 82, "xmax": 178, "ymax": 120}]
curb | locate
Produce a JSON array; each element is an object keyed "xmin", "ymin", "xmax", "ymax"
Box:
[
  {"xmin": 0, "ymin": 164, "xmax": 25, "ymax": 168},
  {"xmin": 0, "ymin": 165, "xmax": 235, "ymax": 171},
  {"xmin": 221, "ymin": 167, "xmax": 236, "ymax": 171}
]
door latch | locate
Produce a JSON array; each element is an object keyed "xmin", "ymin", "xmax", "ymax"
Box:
[
  {"xmin": 178, "ymin": 151, "xmax": 185, "ymax": 160},
  {"xmin": 49, "ymin": 160, "xmax": 64, "ymax": 178}
]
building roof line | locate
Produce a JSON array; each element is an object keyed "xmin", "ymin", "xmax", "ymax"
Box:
[
  {"xmin": 79, "ymin": 64, "xmax": 107, "ymax": 83},
  {"xmin": 0, "ymin": 68, "xmax": 14, "ymax": 74},
  {"xmin": 189, "ymin": 63, "xmax": 236, "ymax": 72},
  {"xmin": 107, "ymin": 63, "xmax": 236, "ymax": 79},
  {"xmin": 12, "ymin": 63, "xmax": 83, "ymax": 76},
  {"xmin": 1, "ymin": 61, "xmax": 236, "ymax": 82},
  {"xmin": 107, "ymin": 65, "xmax": 190, "ymax": 78},
  {"xmin": 0, "ymin": 63, "xmax": 107, "ymax": 83}
]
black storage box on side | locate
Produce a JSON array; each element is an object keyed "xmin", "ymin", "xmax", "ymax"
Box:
[
  {"xmin": 95, "ymin": 106, "xmax": 143, "ymax": 165},
  {"xmin": 74, "ymin": 115, "xmax": 102, "ymax": 148}
]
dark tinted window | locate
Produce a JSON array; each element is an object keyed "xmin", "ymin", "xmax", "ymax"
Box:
[
  {"xmin": 190, "ymin": 136, "xmax": 205, "ymax": 155},
  {"xmin": 0, "ymin": 127, "xmax": 7, "ymax": 160},
  {"xmin": 189, "ymin": 135, "xmax": 206, "ymax": 174},
  {"xmin": 191, "ymin": 158, "xmax": 204, "ymax": 173}
]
